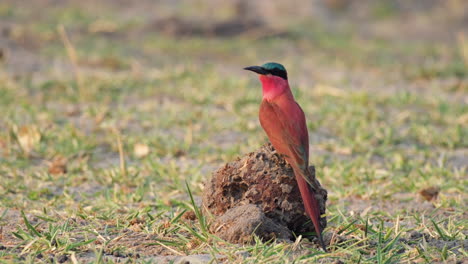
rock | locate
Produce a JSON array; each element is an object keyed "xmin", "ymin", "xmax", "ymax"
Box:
[
  {"xmin": 202, "ymin": 143, "xmax": 327, "ymax": 244},
  {"xmin": 211, "ymin": 204, "xmax": 291, "ymax": 243}
]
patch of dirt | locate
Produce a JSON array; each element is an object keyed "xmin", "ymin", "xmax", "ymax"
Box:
[
  {"xmin": 143, "ymin": 1, "xmax": 287, "ymax": 39},
  {"xmin": 146, "ymin": 16, "xmax": 265, "ymax": 38},
  {"xmin": 202, "ymin": 143, "xmax": 327, "ymax": 244},
  {"xmin": 102, "ymin": 228, "xmax": 171, "ymax": 257},
  {"xmin": 334, "ymin": 191, "xmax": 467, "ymax": 219},
  {"xmin": 0, "ymin": 209, "xmax": 22, "ymax": 249}
]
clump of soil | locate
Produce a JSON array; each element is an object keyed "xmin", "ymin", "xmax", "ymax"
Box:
[{"xmin": 202, "ymin": 143, "xmax": 327, "ymax": 244}]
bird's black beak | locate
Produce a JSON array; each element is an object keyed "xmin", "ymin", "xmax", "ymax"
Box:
[{"xmin": 244, "ymin": 66, "xmax": 269, "ymax": 75}]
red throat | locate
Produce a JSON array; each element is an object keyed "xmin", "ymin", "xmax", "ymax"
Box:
[{"xmin": 259, "ymin": 75, "xmax": 291, "ymax": 101}]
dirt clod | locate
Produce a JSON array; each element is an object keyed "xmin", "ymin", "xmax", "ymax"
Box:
[
  {"xmin": 202, "ymin": 143, "xmax": 327, "ymax": 243},
  {"xmin": 182, "ymin": 210, "xmax": 197, "ymax": 221},
  {"xmin": 419, "ymin": 186, "xmax": 440, "ymax": 201},
  {"xmin": 48, "ymin": 156, "xmax": 67, "ymax": 175}
]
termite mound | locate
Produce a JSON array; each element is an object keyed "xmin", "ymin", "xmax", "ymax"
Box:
[{"xmin": 202, "ymin": 143, "xmax": 327, "ymax": 244}]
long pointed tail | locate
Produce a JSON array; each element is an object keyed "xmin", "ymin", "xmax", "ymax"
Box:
[{"xmin": 293, "ymin": 168, "xmax": 327, "ymax": 252}]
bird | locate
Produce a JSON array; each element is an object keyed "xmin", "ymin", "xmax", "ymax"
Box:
[{"xmin": 244, "ymin": 62, "xmax": 326, "ymax": 251}]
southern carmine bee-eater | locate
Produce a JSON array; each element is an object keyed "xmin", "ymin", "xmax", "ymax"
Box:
[{"xmin": 244, "ymin": 62, "xmax": 326, "ymax": 251}]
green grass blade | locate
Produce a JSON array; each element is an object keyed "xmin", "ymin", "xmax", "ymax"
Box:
[{"xmin": 21, "ymin": 211, "xmax": 41, "ymax": 238}]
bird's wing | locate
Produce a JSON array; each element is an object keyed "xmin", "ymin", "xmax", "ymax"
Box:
[
  {"xmin": 260, "ymin": 99, "xmax": 326, "ymax": 250},
  {"xmin": 260, "ymin": 99, "xmax": 310, "ymax": 173}
]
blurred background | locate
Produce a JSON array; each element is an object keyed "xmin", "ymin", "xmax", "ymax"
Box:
[{"xmin": 1, "ymin": 0, "xmax": 467, "ymax": 78}]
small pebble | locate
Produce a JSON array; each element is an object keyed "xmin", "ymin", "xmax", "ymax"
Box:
[{"xmin": 57, "ymin": 254, "xmax": 68, "ymax": 263}]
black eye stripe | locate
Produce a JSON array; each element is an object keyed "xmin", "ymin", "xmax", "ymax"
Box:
[{"xmin": 267, "ymin": 69, "xmax": 288, "ymax": 80}]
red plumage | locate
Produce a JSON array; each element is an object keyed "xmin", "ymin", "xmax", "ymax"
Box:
[{"xmin": 253, "ymin": 70, "xmax": 326, "ymax": 251}]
